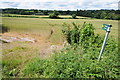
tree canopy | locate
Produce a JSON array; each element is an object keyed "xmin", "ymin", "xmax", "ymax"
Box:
[{"xmin": 2, "ymin": 8, "xmax": 120, "ymax": 20}]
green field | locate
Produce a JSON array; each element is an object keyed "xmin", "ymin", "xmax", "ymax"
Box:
[
  {"xmin": 2, "ymin": 16, "xmax": 118, "ymax": 43},
  {"xmin": 1, "ymin": 15, "xmax": 119, "ymax": 78}
]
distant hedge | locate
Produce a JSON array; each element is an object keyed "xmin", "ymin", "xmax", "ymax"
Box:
[{"xmin": 2, "ymin": 8, "xmax": 120, "ymax": 20}]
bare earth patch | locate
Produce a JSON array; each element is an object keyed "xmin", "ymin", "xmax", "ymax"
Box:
[{"xmin": 1, "ymin": 32, "xmax": 65, "ymax": 59}]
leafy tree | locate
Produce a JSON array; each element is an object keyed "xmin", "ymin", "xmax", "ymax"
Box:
[
  {"xmin": 2, "ymin": 8, "xmax": 120, "ymax": 20},
  {"xmin": 49, "ymin": 10, "xmax": 59, "ymax": 18},
  {"xmin": 72, "ymin": 14, "xmax": 77, "ymax": 19},
  {"xmin": 100, "ymin": 11, "xmax": 107, "ymax": 19},
  {"xmin": 106, "ymin": 13, "xmax": 114, "ymax": 19}
]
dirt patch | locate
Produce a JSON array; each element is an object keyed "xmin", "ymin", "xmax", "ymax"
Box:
[{"xmin": 1, "ymin": 32, "xmax": 65, "ymax": 58}]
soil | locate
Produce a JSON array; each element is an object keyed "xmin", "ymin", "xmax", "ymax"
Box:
[{"xmin": 1, "ymin": 32, "xmax": 65, "ymax": 58}]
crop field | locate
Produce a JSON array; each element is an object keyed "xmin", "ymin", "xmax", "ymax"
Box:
[{"xmin": 1, "ymin": 15, "xmax": 119, "ymax": 78}]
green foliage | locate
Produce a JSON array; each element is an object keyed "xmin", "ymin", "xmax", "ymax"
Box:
[
  {"xmin": 62, "ymin": 22, "xmax": 81, "ymax": 45},
  {"xmin": 23, "ymin": 58, "xmax": 49, "ymax": 78},
  {"xmin": 2, "ymin": 60, "xmax": 21, "ymax": 78},
  {"xmin": 62, "ymin": 22, "xmax": 96, "ymax": 47},
  {"xmin": 2, "ymin": 8, "xmax": 120, "ymax": 20},
  {"xmin": 71, "ymin": 14, "xmax": 77, "ymax": 19},
  {"xmin": 49, "ymin": 10, "xmax": 59, "ymax": 19},
  {"xmin": 22, "ymin": 22, "xmax": 119, "ymax": 79},
  {"xmin": 79, "ymin": 23, "xmax": 95, "ymax": 46},
  {"xmin": 23, "ymin": 44, "xmax": 119, "ymax": 78},
  {"xmin": 100, "ymin": 12, "xmax": 107, "ymax": 19}
]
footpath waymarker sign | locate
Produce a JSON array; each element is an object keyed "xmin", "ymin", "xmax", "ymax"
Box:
[
  {"xmin": 98, "ymin": 24, "xmax": 112, "ymax": 61},
  {"xmin": 102, "ymin": 24, "xmax": 109, "ymax": 31}
]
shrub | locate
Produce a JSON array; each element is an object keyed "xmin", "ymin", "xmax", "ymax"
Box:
[
  {"xmin": 62, "ymin": 22, "xmax": 96, "ymax": 46},
  {"xmin": 23, "ymin": 44, "xmax": 119, "ymax": 79},
  {"xmin": 23, "ymin": 58, "xmax": 49, "ymax": 78},
  {"xmin": 62, "ymin": 22, "xmax": 81, "ymax": 45},
  {"xmin": 22, "ymin": 22, "xmax": 119, "ymax": 79}
]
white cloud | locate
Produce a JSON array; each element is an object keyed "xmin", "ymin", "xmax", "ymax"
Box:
[{"xmin": 0, "ymin": 0, "xmax": 119, "ymax": 10}]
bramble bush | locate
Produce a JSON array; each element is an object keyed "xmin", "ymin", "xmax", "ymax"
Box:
[{"xmin": 23, "ymin": 22, "xmax": 119, "ymax": 79}]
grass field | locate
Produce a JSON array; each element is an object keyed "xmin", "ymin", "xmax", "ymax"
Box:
[
  {"xmin": 2, "ymin": 16, "xmax": 118, "ymax": 43},
  {"xmin": 1, "ymin": 15, "xmax": 118, "ymax": 78}
]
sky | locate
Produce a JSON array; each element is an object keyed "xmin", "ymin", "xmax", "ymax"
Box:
[{"xmin": 0, "ymin": 0, "xmax": 119, "ymax": 10}]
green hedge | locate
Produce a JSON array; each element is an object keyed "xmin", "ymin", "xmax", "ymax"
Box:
[{"xmin": 22, "ymin": 22, "xmax": 119, "ymax": 79}]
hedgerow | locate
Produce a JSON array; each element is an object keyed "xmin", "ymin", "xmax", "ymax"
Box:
[{"xmin": 23, "ymin": 22, "xmax": 119, "ymax": 79}]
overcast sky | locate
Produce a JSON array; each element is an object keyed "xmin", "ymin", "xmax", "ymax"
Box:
[{"xmin": 0, "ymin": 0, "xmax": 119, "ymax": 10}]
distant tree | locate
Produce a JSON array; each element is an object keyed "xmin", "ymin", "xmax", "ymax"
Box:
[
  {"xmin": 94, "ymin": 12, "xmax": 101, "ymax": 19},
  {"xmin": 106, "ymin": 13, "xmax": 114, "ymax": 19},
  {"xmin": 100, "ymin": 11, "xmax": 107, "ymax": 19},
  {"xmin": 66, "ymin": 10, "xmax": 70, "ymax": 14},
  {"xmin": 49, "ymin": 10, "xmax": 59, "ymax": 18},
  {"xmin": 20, "ymin": 10, "xmax": 25, "ymax": 15},
  {"xmin": 72, "ymin": 14, "xmax": 76, "ymax": 19},
  {"xmin": 33, "ymin": 10, "xmax": 38, "ymax": 13},
  {"xmin": 43, "ymin": 10, "xmax": 49, "ymax": 15},
  {"xmin": 2, "ymin": 8, "xmax": 120, "ymax": 20}
]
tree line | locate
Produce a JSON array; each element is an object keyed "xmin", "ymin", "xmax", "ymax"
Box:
[{"xmin": 2, "ymin": 8, "xmax": 120, "ymax": 20}]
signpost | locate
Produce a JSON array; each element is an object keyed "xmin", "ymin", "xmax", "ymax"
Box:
[{"xmin": 98, "ymin": 24, "xmax": 112, "ymax": 61}]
